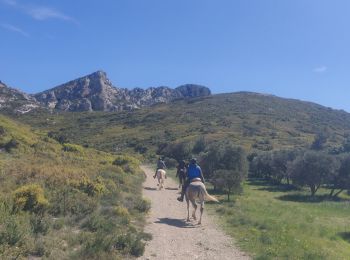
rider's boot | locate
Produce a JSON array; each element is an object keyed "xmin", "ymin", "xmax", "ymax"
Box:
[{"xmin": 177, "ymin": 194, "xmax": 184, "ymax": 202}]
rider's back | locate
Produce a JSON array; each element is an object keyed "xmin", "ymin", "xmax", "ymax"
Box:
[{"xmin": 187, "ymin": 164, "xmax": 201, "ymax": 180}]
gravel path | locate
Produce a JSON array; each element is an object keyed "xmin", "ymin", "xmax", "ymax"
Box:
[{"xmin": 140, "ymin": 165, "xmax": 250, "ymax": 260}]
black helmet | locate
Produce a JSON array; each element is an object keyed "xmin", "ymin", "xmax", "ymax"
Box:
[{"xmin": 190, "ymin": 158, "xmax": 197, "ymax": 164}]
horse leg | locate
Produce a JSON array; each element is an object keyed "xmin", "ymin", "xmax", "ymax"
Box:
[
  {"xmin": 191, "ymin": 200, "xmax": 197, "ymax": 220},
  {"xmin": 186, "ymin": 198, "xmax": 190, "ymax": 222},
  {"xmin": 157, "ymin": 177, "xmax": 161, "ymax": 190},
  {"xmin": 198, "ymin": 201, "xmax": 204, "ymax": 225}
]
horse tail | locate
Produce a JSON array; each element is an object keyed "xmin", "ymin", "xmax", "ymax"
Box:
[{"xmin": 200, "ymin": 185, "xmax": 219, "ymax": 202}]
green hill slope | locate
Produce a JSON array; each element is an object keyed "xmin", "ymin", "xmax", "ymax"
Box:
[
  {"xmin": 18, "ymin": 92, "xmax": 350, "ymax": 155},
  {"xmin": 0, "ymin": 114, "xmax": 148, "ymax": 259}
]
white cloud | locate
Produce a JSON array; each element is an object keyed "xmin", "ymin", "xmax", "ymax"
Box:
[
  {"xmin": 1, "ymin": 23, "xmax": 29, "ymax": 37},
  {"xmin": 1, "ymin": 0, "xmax": 77, "ymax": 23},
  {"xmin": 26, "ymin": 6, "xmax": 76, "ymax": 22},
  {"xmin": 313, "ymin": 66, "xmax": 328, "ymax": 73}
]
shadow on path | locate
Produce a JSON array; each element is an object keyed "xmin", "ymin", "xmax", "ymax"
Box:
[
  {"xmin": 144, "ymin": 186, "xmax": 157, "ymax": 191},
  {"xmin": 165, "ymin": 187, "xmax": 179, "ymax": 191},
  {"xmin": 155, "ymin": 218, "xmax": 197, "ymax": 228}
]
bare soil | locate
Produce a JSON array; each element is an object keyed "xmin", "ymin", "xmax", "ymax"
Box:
[{"xmin": 140, "ymin": 165, "xmax": 250, "ymax": 260}]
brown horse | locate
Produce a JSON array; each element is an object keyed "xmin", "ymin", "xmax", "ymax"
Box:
[
  {"xmin": 156, "ymin": 169, "xmax": 166, "ymax": 190},
  {"xmin": 185, "ymin": 180, "xmax": 218, "ymax": 224}
]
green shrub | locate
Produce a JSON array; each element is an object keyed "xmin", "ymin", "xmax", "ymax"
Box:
[
  {"xmin": 13, "ymin": 184, "xmax": 49, "ymax": 214},
  {"xmin": 30, "ymin": 214, "xmax": 50, "ymax": 235},
  {"xmin": 113, "ymin": 155, "xmax": 138, "ymax": 166},
  {"xmin": 52, "ymin": 218, "xmax": 64, "ymax": 230},
  {"xmin": 3, "ymin": 139, "xmax": 19, "ymax": 152},
  {"xmin": 114, "ymin": 206, "xmax": 130, "ymax": 218},
  {"xmin": 62, "ymin": 143, "xmax": 84, "ymax": 153},
  {"xmin": 113, "ymin": 206, "xmax": 131, "ymax": 224},
  {"xmin": 71, "ymin": 176, "xmax": 106, "ymax": 196},
  {"xmin": 134, "ymin": 198, "xmax": 151, "ymax": 213},
  {"xmin": 0, "ymin": 218, "xmax": 25, "ymax": 246},
  {"xmin": 0, "ymin": 125, "xmax": 5, "ymax": 135},
  {"xmin": 81, "ymin": 213, "xmax": 116, "ymax": 233},
  {"xmin": 113, "ymin": 233, "xmax": 145, "ymax": 257},
  {"xmin": 32, "ymin": 238, "xmax": 46, "ymax": 257},
  {"xmin": 164, "ymin": 158, "xmax": 177, "ymax": 168},
  {"xmin": 80, "ymin": 232, "xmax": 113, "ymax": 257},
  {"xmin": 68, "ymin": 191, "xmax": 98, "ymax": 220}
]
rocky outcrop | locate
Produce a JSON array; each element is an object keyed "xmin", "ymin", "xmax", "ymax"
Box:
[
  {"xmin": 34, "ymin": 71, "xmax": 211, "ymax": 112},
  {"xmin": 175, "ymin": 84, "xmax": 211, "ymax": 98},
  {"xmin": 0, "ymin": 81, "xmax": 39, "ymax": 114}
]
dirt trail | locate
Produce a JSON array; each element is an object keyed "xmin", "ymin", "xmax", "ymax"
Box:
[{"xmin": 140, "ymin": 165, "xmax": 250, "ymax": 260}]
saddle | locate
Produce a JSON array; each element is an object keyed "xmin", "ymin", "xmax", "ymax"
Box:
[{"xmin": 190, "ymin": 178, "xmax": 202, "ymax": 183}]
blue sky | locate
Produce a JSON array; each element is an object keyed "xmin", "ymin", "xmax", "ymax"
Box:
[{"xmin": 1, "ymin": 0, "xmax": 350, "ymax": 111}]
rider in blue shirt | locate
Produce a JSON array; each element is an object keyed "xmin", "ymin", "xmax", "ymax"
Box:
[{"xmin": 177, "ymin": 158, "xmax": 205, "ymax": 202}]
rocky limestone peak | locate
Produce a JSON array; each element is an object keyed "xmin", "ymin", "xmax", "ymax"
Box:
[
  {"xmin": 34, "ymin": 72, "xmax": 212, "ymax": 112},
  {"xmin": 175, "ymin": 84, "xmax": 211, "ymax": 98},
  {"xmin": 34, "ymin": 70, "xmax": 120, "ymax": 111}
]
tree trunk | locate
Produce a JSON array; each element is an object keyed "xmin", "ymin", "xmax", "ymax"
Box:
[
  {"xmin": 310, "ymin": 184, "xmax": 316, "ymax": 196},
  {"xmin": 333, "ymin": 189, "xmax": 344, "ymax": 198},
  {"xmin": 227, "ymin": 188, "xmax": 231, "ymax": 201}
]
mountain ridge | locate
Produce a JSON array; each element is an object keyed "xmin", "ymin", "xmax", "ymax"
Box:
[{"xmin": 0, "ymin": 71, "xmax": 211, "ymax": 113}]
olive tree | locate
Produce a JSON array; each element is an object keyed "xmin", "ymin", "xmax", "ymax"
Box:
[
  {"xmin": 288, "ymin": 151, "xmax": 339, "ymax": 196},
  {"xmin": 202, "ymin": 142, "xmax": 248, "ymax": 200},
  {"xmin": 329, "ymin": 155, "xmax": 350, "ymax": 197}
]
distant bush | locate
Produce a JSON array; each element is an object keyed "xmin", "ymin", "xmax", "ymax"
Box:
[
  {"xmin": 114, "ymin": 206, "xmax": 130, "ymax": 218},
  {"xmin": 47, "ymin": 131, "xmax": 69, "ymax": 144},
  {"xmin": 0, "ymin": 217, "xmax": 25, "ymax": 246},
  {"xmin": 161, "ymin": 141, "xmax": 193, "ymax": 162},
  {"xmin": 71, "ymin": 176, "xmax": 106, "ymax": 196},
  {"xmin": 164, "ymin": 157, "xmax": 177, "ymax": 168},
  {"xmin": 113, "ymin": 155, "xmax": 138, "ymax": 166},
  {"xmin": 3, "ymin": 138, "xmax": 19, "ymax": 152},
  {"xmin": 30, "ymin": 214, "xmax": 50, "ymax": 235},
  {"xmin": 81, "ymin": 213, "xmax": 116, "ymax": 233},
  {"xmin": 63, "ymin": 191, "xmax": 97, "ymax": 219},
  {"xmin": 310, "ymin": 132, "xmax": 328, "ymax": 150},
  {"xmin": 251, "ymin": 139, "xmax": 273, "ymax": 151},
  {"xmin": 113, "ymin": 155, "xmax": 140, "ymax": 174},
  {"xmin": 13, "ymin": 184, "xmax": 49, "ymax": 214},
  {"xmin": 0, "ymin": 125, "xmax": 5, "ymax": 135},
  {"xmin": 62, "ymin": 143, "xmax": 84, "ymax": 153},
  {"xmin": 192, "ymin": 136, "xmax": 206, "ymax": 154}
]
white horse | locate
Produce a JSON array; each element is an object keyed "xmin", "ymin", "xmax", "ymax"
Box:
[
  {"xmin": 185, "ymin": 179, "xmax": 218, "ymax": 224},
  {"xmin": 156, "ymin": 169, "xmax": 166, "ymax": 190}
]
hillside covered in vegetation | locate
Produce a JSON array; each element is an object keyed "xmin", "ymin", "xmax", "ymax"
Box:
[
  {"xmin": 0, "ymin": 114, "xmax": 149, "ymax": 259},
  {"xmin": 18, "ymin": 92, "xmax": 350, "ymax": 156}
]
